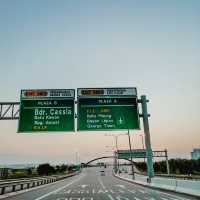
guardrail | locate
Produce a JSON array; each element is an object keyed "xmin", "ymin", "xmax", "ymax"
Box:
[
  {"xmin": 155, "ymin": 174, "xmax": 200, "ymax": 181},
  {"xmin": 0, "ymin": 172, "xmax": 78, "ymax": 195},
  {"xmin": 114, "ymin": 172, "xmax": 200, "ymax": 198},
  {"xmin": 129, "ymin": 171, "xmax": 200, "ymax": 181}
]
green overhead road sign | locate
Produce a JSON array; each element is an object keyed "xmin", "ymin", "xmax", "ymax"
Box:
[
  {"xmin": 77, "ymin": 88, "xmax": 140, "ymax": 131},
  {"xmin": 117, "ymin": 149, "xmax": 147, "ymax": 159},
  {"xmin": 18, "ymin": 89, "xmax": 75, "ymax": 132}
]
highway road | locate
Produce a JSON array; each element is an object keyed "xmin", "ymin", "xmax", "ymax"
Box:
[{"xmin": 2, "ymin": 167, "xmax": 198, "ymax": 200}]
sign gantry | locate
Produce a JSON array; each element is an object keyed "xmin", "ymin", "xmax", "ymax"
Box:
[
  {"xmin": 18, "ymin": 89, "xmax": 75, "ymax": 132},
  {"xmin": 77, "ymin": 88, "xmax": 140, "ymax": 131},
  {"xmin": 0, "ymin": 102, "xmax": 19, "ymax": 120},
  {"xmin": 0, "ymin": 87, "xmax": 155, "ymax": 180}
]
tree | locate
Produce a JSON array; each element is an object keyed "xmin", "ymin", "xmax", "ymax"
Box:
[
  {"xmin": 26, "ymin": 168, "xmax": 32, "ymax": 176},
  {"xmin": 37, "ymin": 163, "xmax": 55, "ymax": 176}
]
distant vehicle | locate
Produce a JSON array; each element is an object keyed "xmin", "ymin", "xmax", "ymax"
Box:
[{"xmin": 100, "ymin": 170, "xmax": 105, "ymax": 176}]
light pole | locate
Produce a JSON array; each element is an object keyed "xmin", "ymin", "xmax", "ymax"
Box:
[
  {"xmin": 140, "ymin": 134, "xmax": 145, "ymax": 163},
  {"xmin": 75, "ymin": 151, "xmax": 78, "ymax": 165},
  {"xmin": 114, "ymin": 135, "xmax": 120, "ymax": 173},
  {"xmin": 105, "ymin": 146, "xmax": 115, "ymax": 169},
  {"xmin": 127, "ymin": 129, "xmax": 135, "ymax": 180},
  {"xmin": 140, "ymin": 134, "xmax": 145, "ymax": 149},
  {"xmin": 105, "ymin": 133, "xmax": 127, "ymax": 173}
]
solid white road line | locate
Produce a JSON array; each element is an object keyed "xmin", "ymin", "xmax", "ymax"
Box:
[{"xmin": 34, "ymin": 174, "xmax": 85, "ymax": 200}]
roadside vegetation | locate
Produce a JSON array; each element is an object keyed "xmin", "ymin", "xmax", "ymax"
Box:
[
  {"xmin": 136, "ymin": 159, "xmax": 200, "ymax": 175},
  {"xmin": 1, "ymin": 164, "xmax": 80, "ymax": 179}
]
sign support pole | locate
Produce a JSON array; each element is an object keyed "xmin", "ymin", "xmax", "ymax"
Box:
[
  {"xmin": 114, "ymin": 151, "xmax": 117, "ymax": 173},
  {"xmin": 165, "ymin": 149, "xmax": 170, "ymax": 175},
  {"xmin": 140, "ymin": 95, "xmax": 154, "ymax": 181},
  {"xmin": 127, "ymin": 129, "xmax": 135, "ymax": 180}
]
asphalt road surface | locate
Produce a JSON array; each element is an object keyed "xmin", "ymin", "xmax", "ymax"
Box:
[{"xmin": 3, "ymin": 167, "xmax": 198, "ymax": 200}]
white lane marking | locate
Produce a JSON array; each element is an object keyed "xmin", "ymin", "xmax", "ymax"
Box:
[
  {"xmin": 138, "ymin": 189, "xmax": 146, "ymax": 194},
  {"xmin": 107, "ymin": 195, "xmax": 131, "ymax": 200},
  {"xmin": 126, "ymin": 189, "xmax": 136, "ymax": 193},
  {"xmin": 55, "ymin": 198, "xmax": 93, "ymax": 200},
  {"xmin": 107, "ymin": 194, "xmax": 115, "ymax": 200},
  {"xmin": 161, "ymin": 197, "xmax": 187, "ymax": 200},
  {"xmin": 98, "ymin": 178, "xmax": 106, "ymax": 190},
  {"xmin": 123, "ymin": 180, "xmax": 189, "ymax": 200},
  {"xmin": 34, "ymin": 174, "xmax": 85, "ymax": 200},
  {"xmin": 155, "ymin": 190, "xmax": 191, "ymax": 200},
  {"xmin": 115, "ymin": 184, "xmax": 126, "ymax": 189},
  {"xmin": 121, "ymin": 185, "xmax": 150, "ymax": 195},
  {"xmin": 118, "ymin": 189, "xmax": 125, "ymax": 194},
  {"xmin": 79, "ymin": 184, "xmax": 88, "ymax": 188}
]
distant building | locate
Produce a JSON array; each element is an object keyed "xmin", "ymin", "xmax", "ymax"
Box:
[{"xmin": 191, "ymin": 148, "xmax": 200, "ymax": 160}]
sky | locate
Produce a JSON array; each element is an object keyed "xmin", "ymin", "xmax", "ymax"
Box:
[{"xmin": 0, "ymin": 0, "xmax": 200, "ymax": 165}]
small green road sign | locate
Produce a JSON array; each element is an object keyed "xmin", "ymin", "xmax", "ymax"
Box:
[
  {"xmin": 18, "ymin": 89, "xmax": 75, "ymax": 132},
  {"xmin": 77, "ymin": 88, "xmax": 140, "ymax": 131},
  {"xmin": 117, "ymin": 149, "xmax": 146, "ymax": 159}
]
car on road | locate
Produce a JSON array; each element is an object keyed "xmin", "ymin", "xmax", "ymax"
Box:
[{"xmin": 100, "ymin": 170, "xmax": 105, "ymax": 176}]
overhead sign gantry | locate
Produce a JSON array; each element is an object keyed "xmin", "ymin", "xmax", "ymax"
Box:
[
  {"xmin": 77, "ymin": 88, "xmax": 140, "ymax": 131},
  {"xmin": 18, "ymin": 89, "xmax": 75, "ymax": 132},
  {"xmin": 117, "ymin": 149, "xmax": 147, "ymax": 159},
  {"xmin": 0, "ymin": 87, "xmax": 155, "ymax": 180}
]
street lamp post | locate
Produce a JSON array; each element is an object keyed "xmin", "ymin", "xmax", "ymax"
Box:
[
  {"xmin": 127, "ymin": 129, "xmax": 135, "ymax": 180},
  {"xmin": 105, "ymin": 145, "xmax": 116, "ymax": 170},
  {"xmin": 114, "ymin": 136, "xmax": 120, "ymax": 172},
  {"xmin": 140, "ymin": 134, "xmax": 145, "ymax": 163},
  {"xmin": 105, "ymin": 133, "xmax": 127, "ymax": 173}
]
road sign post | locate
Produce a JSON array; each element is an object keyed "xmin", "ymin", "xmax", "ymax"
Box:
[
  {"xmin": 77, "ymin": 88, "xmax": 140, "ymax": 131},
  {"xmin": 140, "ymin": 95, "xmax": 154, "ymax": 180},
  {"xmin": 165, "ymin": 149, "xmax": 170, "ymax": 175},
  {"xmin": 18, "ymin": 89, "xmax": 75, "ymax": 132}
]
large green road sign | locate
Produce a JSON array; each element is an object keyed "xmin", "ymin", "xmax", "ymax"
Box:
[
  {"xmin": 18, "ymin": 89, "xmax": 75, "ymax": 132},
  {"xmin": 117, "ymin": 149, "xmax": 146, "ymax": 159},
  {"xmin": 77, "ymin": 88, "xmax": 140, "ymax": 131}
]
